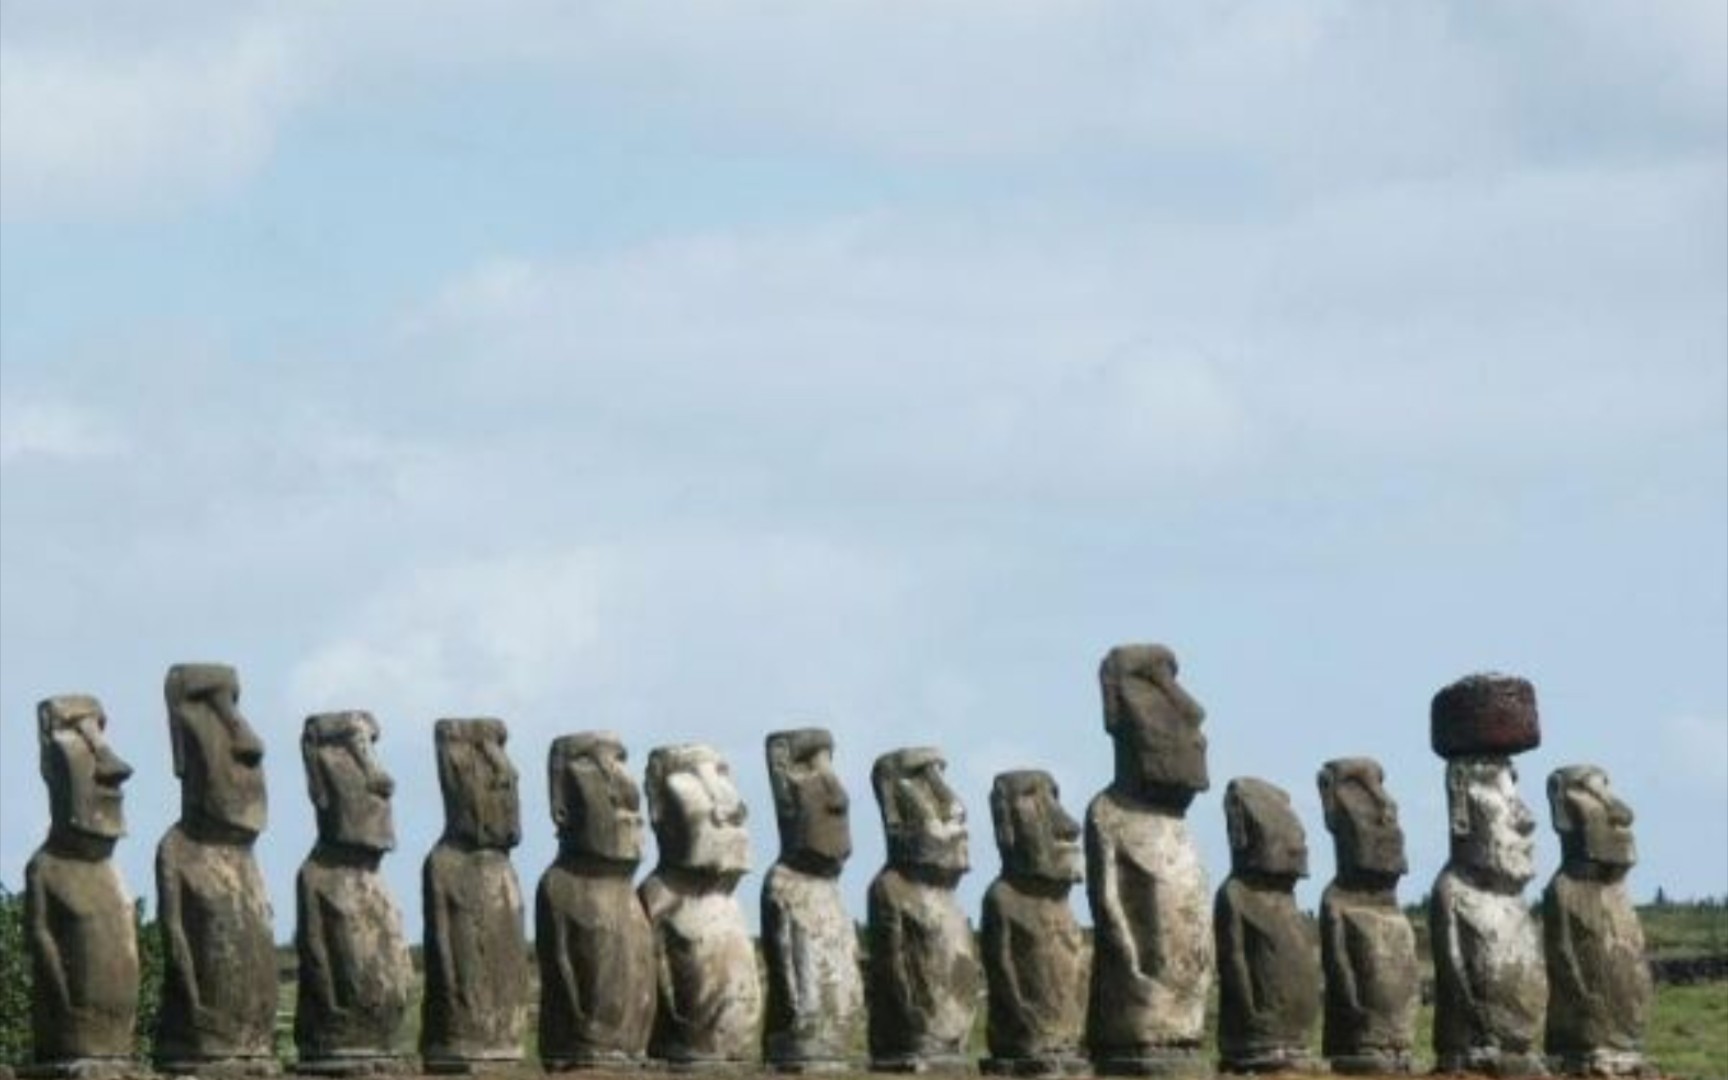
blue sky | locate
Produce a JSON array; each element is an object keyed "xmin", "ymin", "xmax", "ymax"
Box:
[{"xmin": 2, "ymin": 2, "xmax": 1724, "ymax": 938}]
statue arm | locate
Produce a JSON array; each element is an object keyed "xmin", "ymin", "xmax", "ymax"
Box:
[
  {"xmin": 1322, "ymin": 904, "xmax": 1361, "ymax": 1017},
  {"xmin": 1217, "ymin": 890, "xmax": 1255, "ymax": 1017},
  {"xmin": 156, "ymin": 846, "xmax": 205, "ymax": 1023},
  {"xmin": 1431, "ymin": 888, "xmax": 1476, "ymax": 1015},
  {"xmin": 1543, "ymin": 886, "xmax": 1590, "ymax": 1009},
  {"xmin": 981, "ymin": 896, "xmax": 1035, "ymax": 1039},
  {"xmin": 536, "ymin": 883, "xmax": 583, "ymax": 1026},
  {"xmin": 423, "ymin": 858, "xmax": 466, "ymax": 1012},
  {"xmin": 24, "ymin": 861, "xmax": 71, "ymax": 1014},
  {"xmin": 297, "ymin": 873, "xmax": 341, "ymax": 1017},
  {"xmin": 761, "ymin": 883, "xmax": 805, "ymax": 1026},
  {"xmin": 1086, "ymin": 814, "xmax": 1149, "ymax": 982}
]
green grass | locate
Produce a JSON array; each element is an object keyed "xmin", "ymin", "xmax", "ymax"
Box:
[{"xmin": 1647, "ymin": 981, "xmax": 1728, "ymax": 1080}]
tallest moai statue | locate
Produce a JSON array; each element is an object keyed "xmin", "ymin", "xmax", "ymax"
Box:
[
  {"xmin": 154, "ymin": 664, "xmax": 281, "ymax": 1076},
  {"xmin": 1085, "ymin": 644, "xmax": 1213, "ymax": 1077},
  {"xmin": 1428, "ymin": 674, "xmax": 1549, "ymax": 1077}
]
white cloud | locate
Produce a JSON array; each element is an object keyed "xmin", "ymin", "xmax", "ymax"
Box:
[
  {"xmin": 0, "ymin": 399, "xmax": 127, "ymax": 464},
  {"xmin": 0, "ymin": 10, "xmax": 310, "ymax": 220}
]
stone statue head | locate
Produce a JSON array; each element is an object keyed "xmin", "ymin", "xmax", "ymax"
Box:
[
  {"xmin": 1317, "ymin": 756, "xmax": 1408, "ymax": 884},
  {"xmin": 765, "ymin": 727, "xmax": 852, "ymax": 876},
  {"xmin": 39, "ymin": 694, "xmax": 132, "ymax": 851},
  {"xmin": 302, "ymin": 711, "xmax": 396, "ymax": 855},
  {"xmin": 435, "ymin": 718, "xmax": 521, "ymax": 850},
  {"xmin": 989, "ymin": 770, "xmax": 1081, "ymax": 885},
  {"xmin": 645, "ymin": 744, "xmax": 750, "ymax": 877},
  {"xmin": 1548, "ymin": 765, "xmax": 1636, "ymax": 877},
  {"xmin": 1099, "ymin": 644, "xmax": 1209, "ymax": 809},
  {"xmin": 1224, "ymin": 777, "xmax": 1309, "ymax": 883},
  {"xmin": 1445, "ymin": 758, "xmax": 1536, "ymax": 890},
  {"xmin": 166, "ymin": 663, "xmax": 267, "ymax": 839},
  {"xmin": 872, "ymin": 746, "xmax": 969, "ymax": 881},
  {"xmin": 549, "ymin": 731, "xmax": 643, "ymax": 866}
]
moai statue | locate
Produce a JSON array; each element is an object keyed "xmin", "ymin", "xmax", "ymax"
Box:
[
  {"xmin": 761, "ymin": 728, "xmax": 863, "ymax": 1073},
  {"xmin": 155, "ymin": 663, "xmax": 280, "ymax": 1076},
  {"xmin": 639, "ymin": 744, "xmax": 762, "ymax": 1068},
  {"xmin": 536, "ymin": 733, "xmax": 656, "ymax": 1070},
  {"xmin": 1214, "ymin": 778, "xmax": 1319, "ymax": 1073},
  {"xmin": 866, "ymin": 747, "xmax": 982, "ymax": 1073},
  {"xmin": 1428, "ymin": 674, "xmax": 1548, "ymax": 1077},
  {"xmin": 25, "ymin": 695, "xmax": 138, "ymax": 1079},
  {"xmin": 1084, "ymin": 644, "xmax": 1214, "ymax": 1077},
  {"xmin": 420, "ymin": 719, "xmax": 527, "ymax": 1074},
  {"xmin": 294, "ymin": 712, "xmax": 413, "ymax": 1075},
  {"xmin": 1543, "ymin": 766, "xmax": 1653, "ymax": 1077},
  {"xmin": 981, "ymin": 770, "xmax": 1086, "ymax": 1077},
  {"xmin": 1316, "ymin": 758, "xmax": 1418, "ymax": 1075}
]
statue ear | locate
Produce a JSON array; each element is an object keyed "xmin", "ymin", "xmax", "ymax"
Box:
[
  {"xmin": 767, "ymin": 741, "xmax": 795, "ymax": 818},
  {"xmin": 302, "ymin": 730, "xmax": 330, "ymax": 810},
  {"xmin": 1446, "ymin": 766, "xmax": 1472, "ymax": 839},
  {"xmin": 548, "ymin": 753, "xmax": 570, "ymax": 830},
  {"xmin": 1547, "ymin": 772, "xmax": 1574, "ymax": 834},
  {"xmin": 1316, "ymin": 768, "xmax": 1338, "ymax": 821},
  {"xmin": 169, "ymin": 712, "xmax": 188, "ymax": 779},
  {"xmin": 1225, "ymin": 789, "xmax": 1249, "ymax": 853}
]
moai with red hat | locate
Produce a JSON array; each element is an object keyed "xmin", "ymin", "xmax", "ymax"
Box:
[{"xmin": 1427, "ymin": 674, "xmax": 1549, "ymax": 1077}]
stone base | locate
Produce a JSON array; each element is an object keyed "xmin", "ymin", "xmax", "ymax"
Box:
[
  {"xmin": 763, "ymin": 1059, "xmax": 855, "ymax": 1074},
  {"xmin": 19, "ymin": 1061, "xmax": 149, "ymax": 1080},
  {"xmin": 981, "ymin": 1053, "xmax": 1090, "ymax": 1077},
  {"xmin": 1548, "ymin": 1049, "xmax": 1654, "ymax": 1078},
  {"xmin": 1434, "ymin": 1049, "xmax": 1548, "ymax": 1077},
  {"xmin": 153, "ymin": 1058, "xmax": 281, "ymax": 1078},
  {"xmin": 652, "ymin": 1060, "xmax": 756, "ymax": 1075},
  {"xmin": 1090, "ymin": 1049, "xmax": 1210, "ymax": 1078},
  {"xmin": 1326, "ymin": 1049, "xmax": 1414, "ymax": 1075},
  {"xmin": 419, "ymin": 1057, "xmax": 523, "ymax": 1076},
  {"xmin": 870, "ymin": 1054, "xmax": 975, "ymax": 1074},
  {"xmin": 541, "ymin": 1053, "xmax": 650, "ymax": 1073},
  {"xmin": 1216, "ymin": 1047, "xmax": 1314, "ymax": 1075},
  {"xmin": 291, "ymin": 1057, "xmax": 413, "ymax": 1077}
]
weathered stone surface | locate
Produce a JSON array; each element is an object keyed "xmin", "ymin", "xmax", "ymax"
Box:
[
  {"xmin": 1085, "ymin": 644, "xmax": 1213, "ymax": 1077},
  {"xmin": 761, "ymin": 729, "xmax": 862, "ymax": 1072},
  {"xmin": 866, "ymin": 747, "xmax": 981, "ymax": 1073},
  {"xmin": 420, "ymin": 719, "xmax": 526, "ymax": 1073},
  {"xmin": 640, "ymin": 744, "xmax": 762, "ymax": 1068},
  {"xmin": 1431, "ymin": 673, "xmax": 1541, "ymax": 759},
  {"xmin": 981, "ymin": 770, "xmax": 1086, "ymax": 1077},
  {"xmin": 536, "ymin": 733, "xmax": 655, "ymax": 1070},
  {"xmin": 25, "ymin": 695, "xmax": 139, "ymax": 1076},
  {"xmin": 1316, "ymin": 758, "xmax": 1418, "ymax": 1075},
  {"xmin": 154, "ymin": 664, "xmax": 280, "ymax": 1076},
  {"xmin": 1214, "ymin": 778, "xmax": 1318, "ymax": 1074},
  {"xmin": 1543, "ymin": 766, "xmax": 1653, "ymax": 1077},
  {"xmin": 294, "ymin": 712, "xmax": 413, "ymax": 1076},
  {"xmin": 1430, "ymin": 757, "xmax": 1547, "ymax": 1076}
]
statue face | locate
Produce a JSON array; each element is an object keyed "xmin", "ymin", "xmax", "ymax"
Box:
[
  {"xmin": 1225, "ymin": 778, "xmax": 1309, "ymax": 882},
  {"xmin": 1100, "ymin": 644, "xmax": 1209, "ymax": 806},
  {"xmin": 1318, "ymin": 757, "xmax": 1408, "ymax": 881},
  {"xmin": 303, "ymin": 712, "xmax": 396, "ymax": 854},
  {"xmin": 167, "ymin": 664, "xmax": 267, "ymax": 837},
  {"xmin": 1549, "ymin": 765, "xmax": 1635, "ymax": 872},
  {"xmin": 1447, "ymin": 759, "xmax": 1537, "ymax": 889},
  {"xmin": 39, "ymin": 695, "xmax": 132, "ymax": 844},
  {"xmin": 766, "ymin": 728, "xmax": 852, "ymax": 874},
  {"xmin": 991, "ymin": 770, "xmax": 1081, "ymax": 884},
  {"xmin": 436, "ymin": 719, "xmax": 521, "ymax": 850},
  {"xmin": 648, "ymin": 745, "xmax": 750, "ymax": 875},
  {"xmin": 550, "ymin": 733, "xmax": 643, "ymax": 864},
  {"xmin": 874, "ymin": 747, "xmax": 969, "ymax": 877}
]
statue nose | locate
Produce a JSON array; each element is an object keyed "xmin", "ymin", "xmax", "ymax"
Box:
[
  {"xmin": 97, "ymin": 749, "xmax": 134, "ymax": 785},
  {"xmin": 373, "ymin": 773, "xmax": 396, "ymax": 798}
]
